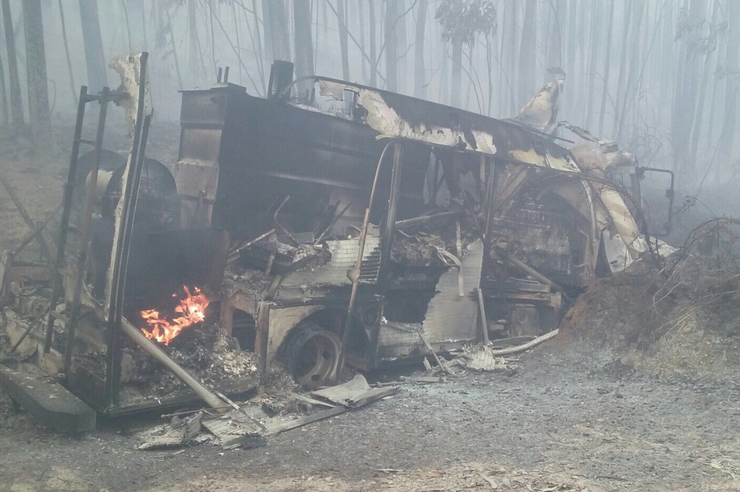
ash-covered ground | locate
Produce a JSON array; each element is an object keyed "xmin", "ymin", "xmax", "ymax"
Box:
[{"xmin": 2, "ymin": 347, "xmax": 740, "ymax": 491}]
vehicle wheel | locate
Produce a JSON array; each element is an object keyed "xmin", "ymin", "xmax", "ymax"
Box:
[{"xmin": 285, "ymin": 323, "xmax": 341, "ymax": 389}]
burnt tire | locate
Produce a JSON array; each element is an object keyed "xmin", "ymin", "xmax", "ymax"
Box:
[{"xmin": 285, "ymin": 323, "xmax": 341, "ymax": 389}]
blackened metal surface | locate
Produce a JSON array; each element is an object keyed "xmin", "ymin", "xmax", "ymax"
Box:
[{"xmin": 179, "ymin": 86, "xmax": 426, "ymax": 241}]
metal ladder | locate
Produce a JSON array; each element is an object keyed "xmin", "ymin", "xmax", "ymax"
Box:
[{"xmin": 43, "ymin": 85, "xmax": 119, "ymax": 376}]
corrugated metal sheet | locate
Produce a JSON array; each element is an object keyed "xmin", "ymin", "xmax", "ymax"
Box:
[
  {"xmin": 281, "ymin": 227, "xmax": 381, "ymax": 287},
  {"xmin": 421, "ymin": 239, "xmax": 483, "ymax": 345}
]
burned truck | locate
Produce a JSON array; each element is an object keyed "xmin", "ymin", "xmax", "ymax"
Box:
[
  {"xmin": 178, "ymin": 64, "xmax": 648, "ymax": 386},
  {"xmin": 0, "ymin": 55, "xmax": 650, "ymax": 417}
]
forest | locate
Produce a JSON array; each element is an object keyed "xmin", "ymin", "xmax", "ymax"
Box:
[{"xmin": 0, "ymin": 0, "xmax": 737, "ymax": 194}]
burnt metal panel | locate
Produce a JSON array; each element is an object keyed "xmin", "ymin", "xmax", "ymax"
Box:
[
  {"xmin": 421, "ymin": 239, "xmax": 484, "ymax": 346},
  {"xmin": 278, "ymin": 228, "xmax": 382, "ymax": 290}
]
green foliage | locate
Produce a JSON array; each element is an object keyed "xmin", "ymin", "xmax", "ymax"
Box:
[{"xmin": 434, "ymin": 0, "xmax": 497, "ymax": 46}]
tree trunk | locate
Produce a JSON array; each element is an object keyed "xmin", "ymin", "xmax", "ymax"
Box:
[
  {"xmin": 293, "ymin": 0, "xmax": 314, "ymax": 92},
  {"xmin": 414, "ymin": 0, "xmax": 427, "ymax": 98},
  {"xmin": 673, "ymin": 0, "xmax": 707, "ymax": 178},
  {"xmin": 120, "ymin": 0, "xmax": 132, "ymax": 52},
  {"xmin": 269, "ymin": 0, "xmax": 290, "ymax": 62},
  {"xmin": 564, "ymin": 0, "xmax": 578, "ymax": 118},
  {"xmin": 395, "ymin": 0, "xmax": 407, "ymax": 93},
  {"xmin": 616, "ymin": 0, "xmax": 645, "ymax": 143},
  {"xmin": 611, "ymin": 0, "xmax": 633, "ymax": 138},
  {"xmin": 261, "ymin": 0, "xmax": 274, "ymax": 63},
  {"xmin": 251, "ymin": 0, "xmax": 266, "ymax": 91},
  {"xmin": 689, "ymin": 0, "xmax": 718, "ymax": 162},
  {"xmin": 2, "ymin": 0, "xmax": 23, "ymax": 124},
  {"xmin": 58, "ymin": 0, "xmax": 78, "ymax": 107},
  {"xmin": 188, "ymin": 0, "xmax": 202, "ymax": 85},
  {"xmin": 0, "ymin": 46, "xmax": 7, "ymax": 125},
  {"xmin": 337, "ymin": 0, "xmax": 350, "ymax": 80},
  {"xmin": 584, "ymin": 0, "xmax": 604, "ymax": 128},
  {"xmin": 450, "ymin": 39, "xmax": 462, "ymax": 108},
  {"xmin": 597, "ymin": 0, "xmax": 615, "ymax": 135},
  {"xmin": 546, "ymin": 0, "xmax": 565, "ymax": 72},
  {"xmin": 369, "ymin": 0, "xmax": 378, "ymax": 87},
  {"xmin": 718, "ymin": 0, "xmax": 739, "ymax": 168},
  {"xmin": 517, "ymin": 0, "xmax": 537, "ymax": 109},
  {"xmin": 23, "ymin": 0, "xmax": 50, "ymax": 144},
  {"xmin": 505, "ymin": 0, "xmax": 518, "ymax": 114},
  {"xmin": 78, "ymin": 0, "xmax": 108, "ymax": 93},
  {"xmin": 358, "ymin": 0, "xmax": 369, "ymax": 83},
  {"xmin": 384, "ymin": 0, "xmax": 398, "ymax": 92}
]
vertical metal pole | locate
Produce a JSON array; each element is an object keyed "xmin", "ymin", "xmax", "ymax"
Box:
[
  {"xmin": 379, "ymin": 143, "xmax": 404, "ymax": 282},
  {"xmin": 105, "ymin": 116, "xmax": 151, "ymax": 408},
  {"xmin": 336, "ymin": 140, "xmax": 398, "ymax": 379},
  {"xmin": 481, "ymin": 158, "xmax": 499, "ymax": 281},
  {"xmin": 44, "ymin": 86, "xmax": 89, "ymax": 354},
  {"xmin": 104, "ymin": 52, "xmax": 150, "ymax": 408},
  {"xmin": 63, "ymin": 87, "xmax": 111, "ymax": 376}
]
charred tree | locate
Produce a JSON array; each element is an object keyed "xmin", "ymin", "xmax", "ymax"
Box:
[
  {"xmin": 396, "ymin": 0, "xmax": 408, "ymax": 93},
  {"xmin": 584, "ymin": 0, "xmax": 604, "ymax": 129},
  {"xmin": 718, "ymin": 0, "xmax": 739, "ymax": 168},
  {"xmin": 369, "ymin": 0, "xmax": 378, "ymax": 87},
  {"xmin": 2, "ymin": 0, "xmax": 23, "ymax": 125},
  {"xmin": 517, "ymin": 0, "xmax": 537, "ymax": 109},
  {"xmin": 267, "ymin": 0, "xmax": 290, "ymax": 62},
  {"xmin": 23, "ymin": 0, "xmax": 50, "ymax": 143},
  {"xmin": 612, "ymin": 0, "xmax": 633, "ymax": 138},
  {"xmin": 58, "ymin": 0, "xmax": 78, "ymax": 106},
  {"xmin": 597, "ymin": 0, "xmax": 616, "ymax": 135},
  {"xmin": 78, "ymin": 0, "xmax": 108, "ymax": 93},
  {"xmin": 384, "ymin": 0, "xmax": 399, "ymax": 92},
  {"xmin": 358, "ymin": 0, "xmax": 369, "ymax": 83},
  {"xmin": 414, "ymin": 0, "xmax": 428, "ymax": 98},
  {"xmin": 690, "ymin": 0, "xmax": 720, "ymax": 162},
  {"xmin": 564, "ymin": 0, "xmax": 578, "ymax": 117},
  {"xmin": 0, "ymin": 47, "xmax": 6, "ymax": 125},
  {"xmin": 261, "ymin": 0, "xmax": 274, "ymax": 63},
  {"xmin": 293, "ymin": 0, "xmax": 314, "ymax": 90},
  {"xmin": 337, "ymin": 0, "xmax": 350, "ymax": 80},
  {"xmin": 188, "ymin": 0, "xmax": 203, "ymax": 85},
  {"xmin": 505, "ymin": 0, "xmax": 519, "ymax": 114},
  {"xmin": 546, "ymin": 0, "xmax": 565, "ymax": 74}
]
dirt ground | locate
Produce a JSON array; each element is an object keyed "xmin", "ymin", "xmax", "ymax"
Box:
[{"xmin": 2, "ymin": 347, "xmax": 740, "ymax": 492}]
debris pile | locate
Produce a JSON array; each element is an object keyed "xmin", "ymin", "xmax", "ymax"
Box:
[
  {"xmin": 552, "ymin": 218, "xmax": 740, "ymax": 381},
  {"xmin": 77, "ymin": 322, "xmax": 259, "ymax": 400},
  {"xmin": 136, "ymin": 374, "xmax": 399, "ymax": 451}
]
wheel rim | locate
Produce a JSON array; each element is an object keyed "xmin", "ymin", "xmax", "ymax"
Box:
[{"xmin": 290, "ymin": 330, "xmax": 341, "ymax": 388}]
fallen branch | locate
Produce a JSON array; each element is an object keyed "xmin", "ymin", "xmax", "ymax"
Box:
[{"xmin": 488, "ymin": 329, "xmax": 559, "ymax": 356}]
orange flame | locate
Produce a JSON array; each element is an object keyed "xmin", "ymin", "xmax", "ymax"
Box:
[{"xmin": 140, "ymin": 286, "xmax": 210, "ymax": 345}]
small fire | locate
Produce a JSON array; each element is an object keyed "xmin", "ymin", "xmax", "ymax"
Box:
[{"xmin": 140, "ymin": 286, "xmax": 210, "ymax": 345}]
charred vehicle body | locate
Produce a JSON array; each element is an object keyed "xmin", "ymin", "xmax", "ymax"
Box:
[{"xmin": 0, "ymin": 55, "xmax": 658, "ymax": 418}]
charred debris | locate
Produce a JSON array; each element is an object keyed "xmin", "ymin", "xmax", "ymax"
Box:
[{"xmin": 0, "ymin": 53, "xmax": 672, "ymax": 436}]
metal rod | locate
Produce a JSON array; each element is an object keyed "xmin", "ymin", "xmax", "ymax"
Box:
[
  {"xmin": 0, "ymin": 176, "xmax": 53, "ymax": 262},
  {"xmin": 395, "ymin": 210, "xmax": 464, "ymax": 229},
  {"xmin": 120, "ymin": 317, "xmax": 226, "ymax": 411},
  {"xmin": 494, "ymin": 246, "xmax": 560, "ymax": 291},
  {"xmin": 105, "ymin": 52, "xmax": 150, "ymax": 408},
  {"xmin": 337, "ymin": 140, "xmax": 398, "ymax": 379},
  {"xmin": 63, "ymin": 87, "xmax": 111, "ymax": 376},
  {"xmin": 477, "ymin": 288, "xmax": 489, "ymax": 344},
  {"xmin": 13, "ymin": 206, "xmax": 62, "ymax": 257},
  {"xmin": 44, "ymin": 85, "xmax": 90, "ymax": 354},
  {"xmin": 10, "ymin": 307, "xmax": 51, "ymax": 354}
]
